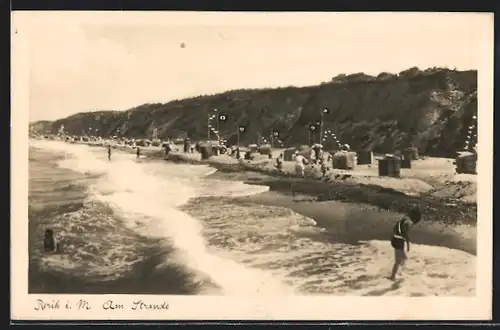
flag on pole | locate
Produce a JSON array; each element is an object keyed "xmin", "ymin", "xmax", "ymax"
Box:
[
  {"xmin": 309, "ymin": 125, "xmax": 316, "ymax": 131},
  {"xmin": 239, "ymin": 126, "xmax": 246, "ymax": 133},
  {"xmin": 272, "ymin": 130, "xmax": 279, "ymax": 137},
  {"xmin": 322, "ymin": 108, "xmax": 330, "ymax": 115}
]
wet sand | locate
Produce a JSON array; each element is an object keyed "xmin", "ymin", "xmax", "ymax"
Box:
[{"xmin": 234, "ymin": 191, "xmax": 476, "ymax": 255}]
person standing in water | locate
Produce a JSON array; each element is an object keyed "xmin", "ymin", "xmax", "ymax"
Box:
[
  {"xmin": 136, "ymin": 146, "xmax": 141, "ymax": 159},
  {"xmin": 43, "ymin": 229, "xmax": 59, "ymax": 253},
  {"xmin": 107, "ymin": 145, "xmax": 112, "ymax": 161},
  {"xmin": 389, "ymin": 205, "xmax": 422, "ymax": 281}
]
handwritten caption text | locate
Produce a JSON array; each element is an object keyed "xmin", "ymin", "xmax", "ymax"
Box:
[{"xmin": 34, "ymin": 299, "xmax": 170, "ymax": 312}]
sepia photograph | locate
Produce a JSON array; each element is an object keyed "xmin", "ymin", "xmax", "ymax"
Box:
[{"xmin": 11, "ymin": 11, "xmax": 493, "ymax": 320}]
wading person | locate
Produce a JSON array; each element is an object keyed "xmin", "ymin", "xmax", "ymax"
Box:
[
  {"xmin": 389, "ymin": 205, "xmax": 422, "ymax": 281},
  {"xmin": 43, "ymin": 229, "xmax": 59, "ymax": 253},
  {"xmin": 107, "ymin": 145, "xmax": 112, "ymax": 161},
  {"xmin": 136, "ymin": 146, "xmax": 141, "ymax": 160}
]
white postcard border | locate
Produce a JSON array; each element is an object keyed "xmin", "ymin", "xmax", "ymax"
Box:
[{"xmin": 11, "ymin": 11, "xmax": 494, "ymax": 321}]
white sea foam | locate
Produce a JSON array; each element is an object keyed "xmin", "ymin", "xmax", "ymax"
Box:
[{"xmin": 32, "ymin": 140, "xmax": 290, "ymax": 295}]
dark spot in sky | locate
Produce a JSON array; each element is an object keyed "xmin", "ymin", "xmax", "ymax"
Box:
[
  {"xmin": 218, "ymin": 33, "xmax": 227, "ymax": 40},
  {"xmin": 180, "ymin": 42, "xmax": 186, "ymax": 48}
]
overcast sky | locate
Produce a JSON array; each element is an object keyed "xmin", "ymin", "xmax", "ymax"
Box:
[{"xmin": 14, "ymin": 11, "xmax": 489, "ymax": 121}]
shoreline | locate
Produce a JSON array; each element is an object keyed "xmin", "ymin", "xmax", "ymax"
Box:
[
  {"xmin": 80, "ymin": 142, "xmax": 477, "ymax": 224},
  {"xmin": 231, "ymin": 191, "xmax": 476, "ymax": 255},
  {"xmin": 109, "ymin": 143, "xmax": 476, "ymax": 223},
  {"xmin": 49, "ymin": 141, "xmax": 477, "ymax": 254}
]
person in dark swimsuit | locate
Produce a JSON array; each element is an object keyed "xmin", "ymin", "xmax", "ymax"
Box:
[
  {"xmin": 107, "ymin": 145, "xmax": 112, "ymax": 161},
  {"xmin": 43, "ymin": 229, "xmax": 59, "ymax": 253},
  {"xmin": 390, "ymin": 206, "xmax": 422, "ymax": 280},
  {"xmin": 136, "ymin": 147, "xmax": 141, "ymax": 159}
]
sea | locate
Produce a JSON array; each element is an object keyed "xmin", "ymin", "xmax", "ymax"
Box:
[{"xmin": 28, "ymin": 140, "xmax": 476, "ymax": 296}]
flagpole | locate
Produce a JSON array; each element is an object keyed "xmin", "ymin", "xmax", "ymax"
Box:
[
  {"xmin": 207, "ymin": 114, "xmax": 210, "ymax": 140},
  {"xmin": 235, "ymin": 124, "xmax": 242, "ymax": 148},
  {"xmin": 320, "ymin": 111, "xmax": 324, "ymax": 143},
  {"xmin": 214, "ymin": 109, "xmax": 219, "ymax": 143}
]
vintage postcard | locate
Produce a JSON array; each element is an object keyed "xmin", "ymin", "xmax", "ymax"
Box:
[{"xmin": 11, "ymin": 11, "xmax": 493, "ymax": 321}]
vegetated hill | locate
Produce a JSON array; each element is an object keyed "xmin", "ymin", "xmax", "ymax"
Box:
[
  {"xmin": 32, "ymin": 67, "xmax": 478, "ymax": 158},
  {"xmin": 29, "ymin": 120, "xmax": 53, "ymax": 135}
]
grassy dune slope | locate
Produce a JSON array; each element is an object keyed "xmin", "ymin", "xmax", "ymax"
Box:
[{"xmin": 31, "ymin": 67, "xmax": 477, "ymax": 158}]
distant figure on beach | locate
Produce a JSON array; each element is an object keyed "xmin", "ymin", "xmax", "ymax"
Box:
[
  {"xmin": 311, "ymin": 148, "xmax": 318, "ymax": 164},
  {"xmin": 107, "ymin": 145, "xmax": 112, "ymax": 161},
  {"xmin": 275, "ymin": 153, "xmax": 283, "ymax": 172},
  {"xmin": 164, "ymin": 142, "xmax": 172, "ymax": 156},
  {"xmin": 136, "ymin": 147, "xmax": 141, "ymax": 159},
  {"xmin": 43, "ymin": 229, "xmax": 59, "ymax": 253},
  {"xmin": 390, "ymin": 205, "xmax": 422, "ymax": 281},
  {"xmin": 190, "ymin": 144, "xmax": 195, "ymax": 153},
  {"xmin": 294, "ymin": 151, "xmax": 307, "ymax": 177},
  {"xmin": 320, "ymin": 158, "xmax": 329, "ymax": 177}
]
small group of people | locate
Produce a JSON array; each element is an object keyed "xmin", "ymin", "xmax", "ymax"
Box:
[{"xmin": 289, "ymin": 150, "xmax": 331, "ymax": 178}]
